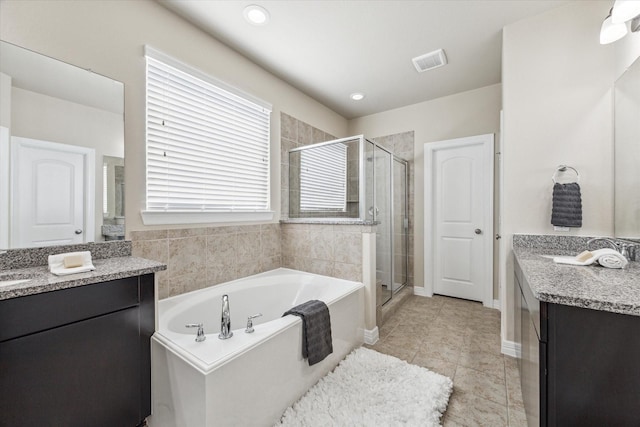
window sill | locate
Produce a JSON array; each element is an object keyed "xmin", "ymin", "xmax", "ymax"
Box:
[{"xmin": 140, "ymin": 210, "xmax": 274, "ymax": 226}]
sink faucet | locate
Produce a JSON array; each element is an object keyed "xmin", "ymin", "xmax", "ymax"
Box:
[
  {"xmin": 587, "ymin": 237, "xmax": 619, "ymax": 251},
  {"xmin": 218, "ymin": 294, "xmax": 233, "ymax": 340},
  {"xmin": 587, "ymin": 237, "xmax": 639, "ymax": 262}
]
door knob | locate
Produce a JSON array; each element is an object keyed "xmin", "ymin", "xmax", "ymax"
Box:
[
  {"xmin": 75, "ymin": 229, "xmax": 83, "ymax": 235},
  {"xmin": 474, "ymin": 228, "xmax": 482, "ymax": 235}
]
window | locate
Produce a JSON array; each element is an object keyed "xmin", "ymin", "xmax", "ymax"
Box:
[
  {"xmin": 143, "ymin": 47, "xmax": 272, "ymax": 224},
  {"xmin": 300, "ymin": 143, "xmax": 347, "ymax": 212}
]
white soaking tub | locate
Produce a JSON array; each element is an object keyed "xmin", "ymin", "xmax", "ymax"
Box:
[{"xmin": 150, "ymin": 268, "xmax": 365, "ymax": 427}]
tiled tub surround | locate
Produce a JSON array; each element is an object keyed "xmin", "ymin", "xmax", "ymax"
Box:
[
  {"xmin": 130, "ymin": 221, "xmax": 377, "ymax": 321},
  {"xmin": 513, "ymin": 234, "xmax": 640, "ymax": 316},
  {"xmin": 131, "ymin": 224, "xmax": 282, "ymax": 299},
  {"xmin": 281, "ymin": 223, "xmax": 373, "ymax": 282}
]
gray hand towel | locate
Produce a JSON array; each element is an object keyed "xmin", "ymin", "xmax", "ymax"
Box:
[
  {"xmin": 551, "ymin": 182, "xmax": 582, "ymax": 227},
  {"xmin": 283, "ymin": 300, "xmax": 333, "ymax": 366}
]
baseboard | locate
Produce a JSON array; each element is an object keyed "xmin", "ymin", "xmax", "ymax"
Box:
[
  {"xmin": 413, "ymin": 286, "xmax": 431, "ymax": 297},
  {"xmin": 364, "ymin": 327, "xmax": 379, "ymax": 345},
  {"xmin": 502, "ymin": 339, "xmax": 521, "ymax": 358},
  {"xmin": 493, "ymin": 299, "xmax": 500, "ymax": 310}
]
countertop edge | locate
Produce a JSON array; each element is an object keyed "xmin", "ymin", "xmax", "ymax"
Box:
[
  {"xmin": 513, "ymin": 247, "xmax": 640, "ymax": 317},
  {"xmin": 0, "ymin": 256, "xmax": 167, "ymax": 301}
]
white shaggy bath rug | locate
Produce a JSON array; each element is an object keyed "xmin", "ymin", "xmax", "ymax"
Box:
[{"xmin": 275, "ymin": 347, "xmax": 453, "ymax": 426}]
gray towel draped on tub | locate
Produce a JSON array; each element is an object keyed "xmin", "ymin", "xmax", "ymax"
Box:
[
  {"xmin": 283, "ymin": 300, "xmax": 333, "ymax": 366},
  {"xmin": 551, "ymin": 182, "xmax": 582, "ymax": 227}
]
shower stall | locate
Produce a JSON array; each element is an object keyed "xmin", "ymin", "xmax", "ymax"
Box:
[{"xmin": 289, "ymin": 135, "xmax": 409, "ymax": 306}]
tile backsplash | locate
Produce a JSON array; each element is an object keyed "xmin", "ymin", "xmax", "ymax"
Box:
[
  {"xmin": 281, "ymin": 223, "xmax": 374, "ymax": 283},
  {"xmin": 130, "ymin": 221, "xmax": 375, "ymax": 299},
  {"xmin": 131, "ymin": 224, "xmax": 281, "ymax": 299}
]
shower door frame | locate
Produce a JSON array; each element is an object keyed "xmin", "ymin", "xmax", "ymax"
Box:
[
  {"xmin": 366, "ymin": 139, "xmax": 409, "ymax": 303},
  {"xmin": 392, "ymin": 154, "xmax": 409, "ymax": 294}
]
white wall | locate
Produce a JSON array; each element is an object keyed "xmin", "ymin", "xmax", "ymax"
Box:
[
  {"xmin": 501, "ymin": 1, "xmax": 620, "ymax": 342},
  {"xmin": 615, "ymin": 22, "xmax": 640, "ymax": 79},
  {"xmin": 0, "ymin": 0, "xmax": 348, "ymax": 233},
  {"xmin": 349, "ymin": 84, "xmax": 502, "ymax": 292}
]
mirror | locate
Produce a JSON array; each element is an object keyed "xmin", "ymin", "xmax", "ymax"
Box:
[
  {"xmin": 0, "ymin": 40, "xmax": 124, "ymax": 249},
  {"xmin": 614, "ymin": 55, "xmax": 640, "ymax": 241}
]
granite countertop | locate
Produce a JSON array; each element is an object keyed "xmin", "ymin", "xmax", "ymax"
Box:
[
  {"xmin": 281, "ymin": 218, "xmax": 378, "ymax": 225},
  {"xmin": 513, "ymin": 246, "xmax": 640, "ymax": 316},
  {"xmin": 0, "ymin": 256, "xmax": 166, "ymax": 301}
]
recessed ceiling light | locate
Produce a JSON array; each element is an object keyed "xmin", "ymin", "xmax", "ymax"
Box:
[
  {"xmin": 243, "ymin": 5, "xmax": 270, "ymax": 25},
  {"xmin": 350, "ymin": 93, "xmax": 365, "ymax": 101}
]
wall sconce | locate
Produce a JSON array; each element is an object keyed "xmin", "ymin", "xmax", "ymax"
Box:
[{"xmin": 600, "ymin": 1, "xmax": 640, "ymax": 44}]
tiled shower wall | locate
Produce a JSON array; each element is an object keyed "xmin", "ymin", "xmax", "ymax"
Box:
[
  {"xmin": 131, "ymin": 224, "xmax": 281, "ymax": 299},
  {"xmin": 373, "ymin": 131, "xmax": 415, "ymax": 287},
  {"xmin": 281, "ymin": 223, "xmax": 373, "ymax": 283}
]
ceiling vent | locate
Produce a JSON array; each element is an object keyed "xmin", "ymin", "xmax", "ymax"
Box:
[{"xmin": 412, "ymin": 49, "xmax": 447, "ymax": 73}]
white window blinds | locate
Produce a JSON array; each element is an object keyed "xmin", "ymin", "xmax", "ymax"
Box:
[
  {"xmin": 300, "ymin": 143, "xmax": 347, "ymax": 211},
  {"xmin": 145, "ymin": 48, "xmax": 271, "ymax": 212}
]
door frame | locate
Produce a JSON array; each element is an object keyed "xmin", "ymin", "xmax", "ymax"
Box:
[
  {"xmin": 10, "ymin": 136, "xmax": 95, "ymax": 247},
  {"xmin": 423, "ymin": 134, "xmax": 494, "ymax": 308}
]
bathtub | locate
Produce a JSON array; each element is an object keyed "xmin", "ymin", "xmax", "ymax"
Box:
[{"xmin": 150, "ymin": 268, "xmax": 365, "ymax": 427}]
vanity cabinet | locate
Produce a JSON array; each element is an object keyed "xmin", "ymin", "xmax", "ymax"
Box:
[
  {"xmin": 515, "ymin": 260, "xmax": 640, "ymax": 426},
  {"xmin": 0, "ymin": 274, "xmax": 155, "ymax": 427}
]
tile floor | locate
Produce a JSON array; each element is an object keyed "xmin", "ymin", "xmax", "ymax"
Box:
[{"xmin": 366, "ymin": 294, "xmax": 527, "ymax": 427}]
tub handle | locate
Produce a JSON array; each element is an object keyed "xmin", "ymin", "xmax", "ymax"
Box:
[
  {"xmin": 245, "ymin": 313, "xmax": 263, "ymax": 334},
  {"xmin": 185, "ymin": 323, "xmax": 206, "ymax": 342}
]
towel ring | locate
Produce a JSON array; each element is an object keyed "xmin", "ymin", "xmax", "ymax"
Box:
[{"xmin": 551, "ymin": 165, "xmax": 580, "ymax": 184}]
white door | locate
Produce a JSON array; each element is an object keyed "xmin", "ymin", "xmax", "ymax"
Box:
[
  {"xmin": 424, "ymin": 134, "xmax": 493, "ymax": 306},
  {"xmin": 11, "ymin": 137, "xmax": 95, "ymax": 248}
]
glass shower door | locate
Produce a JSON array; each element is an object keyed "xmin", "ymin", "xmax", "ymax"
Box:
[
  {"xmin": 393, "ymin": 158, "xmax": 408, "ymax": 292},
  {"xmin": 369, "ymin": 143, "xmax": 393, "ymax": 306}
]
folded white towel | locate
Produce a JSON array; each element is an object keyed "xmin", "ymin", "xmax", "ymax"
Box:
[
  {"xmin": 48, "ymin": 251, "xmax": 96, "ymax": 276},
  {"xmin": 597, "ymin": 251, "xmax": 628, "ymax": 269},
  {"xmin": 553, "ymin": 248, "xmax": 628, "ymax": 269}
]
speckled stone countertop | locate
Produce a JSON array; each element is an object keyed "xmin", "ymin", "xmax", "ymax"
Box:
[
  {"xmin": 280, "ymin": 218, "xmax": 378, "ymax": 225},
  {"xmin": 0, "ymin": 256, "xmax": 166, "ymax": 301},
  {"xmin": 513, "ymin": 246, "xmax": 640, "ymax": 316}
]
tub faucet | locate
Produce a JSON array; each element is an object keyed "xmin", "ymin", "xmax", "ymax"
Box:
[
  {"xmin": 218, "ymin": 294, "xmax": 233, "ymax": 340},
  {"xmin": 185, "ymin": 323, "xmax": 206, "ymax": 342}
]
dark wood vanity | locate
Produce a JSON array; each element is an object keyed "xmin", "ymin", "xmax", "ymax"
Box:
[
  {"xmin": 515, "ymin": 258, "xmax": 640, "ymax": 426},
  {"xmin": 0, "ymin": 274, "xmax": 156, "ymax": 427}
]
